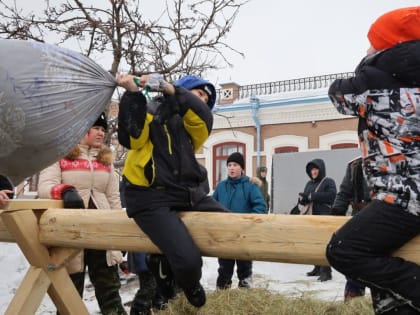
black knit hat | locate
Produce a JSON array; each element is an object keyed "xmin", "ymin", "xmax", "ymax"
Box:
[
  {"xmin": 227, "ymin": 152, "xmax": 245, "ymax": 169},
  {"xmin": 93, "ymin": 112, "xmax": 108, "ymax": 131}
]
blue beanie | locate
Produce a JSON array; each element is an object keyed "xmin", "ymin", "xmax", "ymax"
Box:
[{"xmin": 174, "ymin": 75, "xmax": 216, "ymax": 109}]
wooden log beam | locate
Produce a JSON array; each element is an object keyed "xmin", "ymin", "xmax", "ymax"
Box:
[
  {"xmin": 2, "ymin": 200, "xmax": 420, "ymax": 266},
  {"xmin": 0, "ymin": 200, "xmax": 88, "ymax": 315},
  {"xmin": 0, "ymin": 200, "xmax": 63, "ymax": 242},
  {"xmin": 5, "ymin": 266, "xmax": 51, "ymax": 315},
  {"xmin": 38, "ymin": 209, "xmax": 420, "ymax": 266}
]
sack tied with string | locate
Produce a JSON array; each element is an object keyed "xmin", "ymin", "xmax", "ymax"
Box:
[{"xmin": 0, "ymin": 39, "xmax": 117, "ymax": 185}]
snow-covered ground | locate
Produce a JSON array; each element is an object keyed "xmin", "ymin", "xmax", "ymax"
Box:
[{"xmin": 0, "ymin": 242, "xmax": 354, "ymax": 314}]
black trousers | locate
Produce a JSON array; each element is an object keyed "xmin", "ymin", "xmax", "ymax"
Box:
[
  {"xmin": 130, "ymin": 196, "xmax": 226, "ymax": 290},
  {"xmin": 217, "ymin": 258, "xmax": 252, "ymax": 286},
  {"xmin": 326, "ymin": 200, "xmax": 420, "ymax": 313},
  {"xmin": 59, "ymin": 249, "xmax": 124, "ymax": 315}
]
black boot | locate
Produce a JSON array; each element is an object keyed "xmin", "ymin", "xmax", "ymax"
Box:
[
  {"xmin": 379, "ymin": 304, "xmax": 420, "ymax": 315},
  {"xmin": 371, "ymin": 288, "xmax": 420, "ymax": 315},
  {"xmin": 306, "ymin": 265, "xmax": 321, "ymax": 277},
  {"xmin": 184, "ymin": 283, "xmax": 206, "ymax": 307},
  {"xmin": 130, "ymin": 271, "xmax": 156, "ymax": 315},
  {"xmin": 146, "ymin": 254, "xmax": 176, "ymax": 300},
  {"xmin": 317, "ymin": 266, "xmax": 332, "ymax": 282},
  {"xmin": 152, "ymin": 289, "xmax": 168, "ymax": 311},
  {"xmin": 216, "ymin": 275, "xmax": 232, "ymax": 290}
]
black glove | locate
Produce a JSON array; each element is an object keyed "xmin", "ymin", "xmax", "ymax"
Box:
[
  {"xmin": 290, "ymin": 205, "xmax": 300, "ymax": 215},
  {"xmin": 62, "ymin": 188, "xmax": 84, "ymax": 209},
  {"xmin": 299, "ymin": 193, "xmax": 310, "ymax": 205}
]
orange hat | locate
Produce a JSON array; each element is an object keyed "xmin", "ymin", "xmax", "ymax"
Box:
[{"xmin": 367, "ymin": 6, "xmax": 420, "ymax": 50}]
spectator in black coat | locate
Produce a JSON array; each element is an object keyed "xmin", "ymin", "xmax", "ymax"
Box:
[{"xmin": 299, "ymin": 158, "xmax": 336, "ymax": 281}]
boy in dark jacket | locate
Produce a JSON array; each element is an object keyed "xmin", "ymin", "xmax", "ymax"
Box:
[
  {"xmin": 213, "ymin": 152, "xmax": 266, "ymax": 289},
  {"xmin": 117, "ymin": 73, "xmax": 226, "ymax": 313},
  {"xmin": 326, "ymin": 7, "xmax": 420, "ymax": 315}
]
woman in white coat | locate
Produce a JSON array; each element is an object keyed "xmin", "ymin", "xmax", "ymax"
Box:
[{"xmin": 38, "ymin": 113, "xmax": 127, "ymax": 315}]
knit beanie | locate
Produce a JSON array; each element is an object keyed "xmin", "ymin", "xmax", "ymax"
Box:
[
  {"xmin": 174, "ymin": 75, "xmax": 217, "ymax": 109},
  {"xmin": 93, "ymin": 112, "xmax": 108, "ymax": 131},
  {"xmin": 367, "ymin": 6, "xmax": 420, "ymax": 50},
  {"xmin": 227, "ymin": 152, "xmax": 245, "ymax": 169}
]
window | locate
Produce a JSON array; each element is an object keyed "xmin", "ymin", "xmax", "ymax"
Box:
[
  {"xmin": 213, "ymin": 142, "xmax": 245, "ymax": 188},
  {"xmin": 331, "ymin": 143, "xmax": 358, "ymax": 150},
  {"xmin": 274, "ymin": 146, "xmax": 298, "ymax": 154}
]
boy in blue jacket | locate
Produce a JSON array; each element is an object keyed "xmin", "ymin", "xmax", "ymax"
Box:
[{"xmin": 213, "ymin": 152, "xmax": 266, "ymax": 289}]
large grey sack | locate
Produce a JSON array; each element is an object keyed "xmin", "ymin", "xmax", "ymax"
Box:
[{"xmin": 0, "ymin": 39, "xmax": 116, "ymax": 185}]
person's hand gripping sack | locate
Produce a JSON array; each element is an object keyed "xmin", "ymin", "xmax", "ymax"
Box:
[
  {"xmin": 143, "ymin": 73, "xmax": 175, "ymax": 95},
  {"xmin": 144, "ymin": 73, "xmax": 166, "ymax": 92},
  {"xmin": 61, "ymin": 188, "xmax": 85, "ymax": 209}
]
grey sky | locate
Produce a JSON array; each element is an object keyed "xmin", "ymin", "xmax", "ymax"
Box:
[
  {"xmin": 207, "ymin": 1, "xmax": 420, "ymax": 86},
  {"xmin": 6, "ymin": 1, "xmax": 420, "ymax": 87}
]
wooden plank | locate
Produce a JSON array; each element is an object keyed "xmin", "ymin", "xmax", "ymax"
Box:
[
  {"xmin": 39, "ymin": 209, "xmax": 159, "ymax": 252},
  {"xmin": 5, "ymin": 199, "xmax": 63, "ymax": 211},
  {"xmin": 37, "ymin": 209, "xmax": 416, "ymax": 266},
  {"xmin": 5, "ymin": 266, "xmax": 51, "ymax": 315},
  {"xmin": 2, "ymin": 209, "xmax": 51, "ymax": 267},
  {"xmin": 0, "ymin": 210, "xmax": 13, "ymax": 242},
  {"xmin": 46, "ymin": 267, "xmax": 90, "ymax": 315},
  {"xmin": 2, "ymin": 208, "xmax": 89, "ymax": 315},
  {"xmin": 0, "ymin": 200, "xmax": 63, "ymax": 243}
]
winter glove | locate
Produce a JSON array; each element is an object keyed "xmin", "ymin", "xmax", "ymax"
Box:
[
  {"xmin": 145, "ymin": 73, "xmax": 166, "ymax": 92},
  {"xmin": 61, "ymin": 188, "xmax": 85, "ymax": 209},
  {"xmin": 106, "ymin": 250, "xmax": 123, "ymax": 267},
  {"xmin": 290, "ymin": 204, "xmax": 300, "ymax": 215}
]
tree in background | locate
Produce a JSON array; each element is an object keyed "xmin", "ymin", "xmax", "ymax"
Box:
[
  {"xmin": 0, "ymin": 0, "xmax": 245, "ymax": 78},
  {"xmin": 0, "ymin": 0, "xmax": 246, "ymax": 176}
]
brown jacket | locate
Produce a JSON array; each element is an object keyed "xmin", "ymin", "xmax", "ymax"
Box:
[{"xmin": 38, "ymin": 144, "xmax": 123, "ymax": 273}]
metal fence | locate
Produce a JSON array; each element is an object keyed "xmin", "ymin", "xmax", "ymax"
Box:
[{"xmin": 215, "ymin": 72, "xmax": 354, "ymax": 102}]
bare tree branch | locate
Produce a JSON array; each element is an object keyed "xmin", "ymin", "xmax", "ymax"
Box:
[{"xmin": 0, "ymin": 0, "xmax": 247, "ymax": 170}]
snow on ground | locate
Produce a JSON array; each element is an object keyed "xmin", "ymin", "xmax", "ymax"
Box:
[{"xmin": 0, "ymin": 243, "xmax": 353, "ymax": 314}]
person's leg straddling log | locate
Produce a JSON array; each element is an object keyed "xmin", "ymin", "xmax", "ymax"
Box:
[
  {"xmin": 133, "ymin": 206, "xmax": 206, "ymax": 307},
  {"xmin": 327, "ymin": 200, "xmax": 420, "ymax": 314}
]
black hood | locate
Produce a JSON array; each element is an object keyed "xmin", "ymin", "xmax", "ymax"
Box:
[
  {"xmin": 358, "ymin": 40, "xmax": 420, "ymax": 87},
  {"xmin": 305, "ymin": 158, "xmax": 326, "ymax": 180}
]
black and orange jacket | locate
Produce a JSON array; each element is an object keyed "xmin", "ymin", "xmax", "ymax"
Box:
[{"xmin": 329, "ymin": 40, "xmax": 420, "ymax": 215}]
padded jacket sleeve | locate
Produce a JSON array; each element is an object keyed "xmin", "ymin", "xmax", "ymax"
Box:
[
  {"xmin": 175, "ymin": 86, "xmax": 213, "ymax": 151},
  {"xmin": 117, "ymin": 91, "xmax": 149, "ymax": 149}
]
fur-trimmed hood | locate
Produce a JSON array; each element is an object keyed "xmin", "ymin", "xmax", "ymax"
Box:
[
  {"xmin": 65, "ymin": 145, "xmax": 113, "ymax": 166},
  {"xmin": 249, "ymin": 176, "xmax": 262, "ymax": 188}
]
